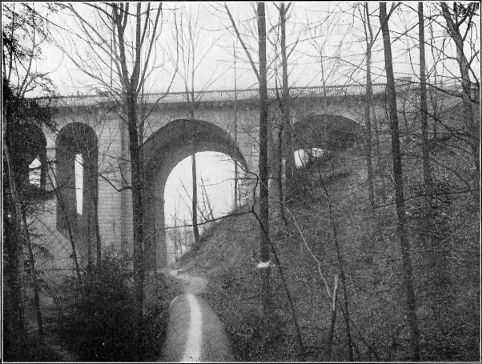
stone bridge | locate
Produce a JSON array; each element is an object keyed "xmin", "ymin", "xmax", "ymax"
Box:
[{"xmin": 19, "ymin": 81, "xmax": 452, "ymax": 274}]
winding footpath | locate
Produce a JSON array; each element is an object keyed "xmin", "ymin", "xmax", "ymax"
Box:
[{"xmin": 160, "ymin": 268, "xmax": 233, "ymax": 362}]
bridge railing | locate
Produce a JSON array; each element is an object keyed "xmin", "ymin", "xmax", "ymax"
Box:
[
  {"xmin": 42, "ymin": 83, "xmax": 388, "ymax": 108},
  {"xmin": 39, "ymin": 81, "xmax": 469, "ymax": 108}
]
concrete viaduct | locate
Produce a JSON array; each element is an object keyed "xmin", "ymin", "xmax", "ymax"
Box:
[{"xmin": 25, "ymin": 82, "xmax": 399, "ymax": 276}]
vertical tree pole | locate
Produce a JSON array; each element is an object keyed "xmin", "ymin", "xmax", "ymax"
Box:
[
  {"xmin": 362, "ymin": 2, "xmax": 375, "ymax": 208},
  {"xmin": 280, "ymin": 2, "xmax": 295, "ymax": 200},
  {"xmin": 191, "ymin": 151, "xmax": 200, "ymax": 249},
  {"xmin": 379, "ymin": 3, "xmax": 421, "ymax": 360},
  {"xmin": 257, "ymin": 2, "xmax": 272, "ymax": 314},
  {"xmin": 3, "ymin": 143, "xmax": 26, "ymax": 344},
  {"xmin": 418, "ymin": 3, "xmax": 434, "ymax": 252},
  {"xmin": 234, "ymin": 41, "xmax": 239, "ymax": 209}
]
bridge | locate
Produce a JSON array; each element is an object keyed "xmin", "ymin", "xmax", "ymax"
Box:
[{"xmin": 18, "ymin": 81, "xmax": 453, "ymax": 276}]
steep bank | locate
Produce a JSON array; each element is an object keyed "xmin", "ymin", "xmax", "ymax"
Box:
[{"xmin": 169, "ymin": 145, "xmax": 479, "ymax": 361}]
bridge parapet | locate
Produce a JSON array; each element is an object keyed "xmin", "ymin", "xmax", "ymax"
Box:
[
  {"xmin": 37, "ymin": 81, "xmax": 469, "ymax": 109},
  {"xmin": 42, "ymin": 83, "xmax": 388, "ymax": 108}
]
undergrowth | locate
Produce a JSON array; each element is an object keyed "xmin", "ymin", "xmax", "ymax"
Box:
[
  {"xmin": 177, "ymin": 142, "xmax": 479, "ymax": 362},
  {"xmin": 53, "ymin": 251, "xmax": 170, "ymax": 362}
]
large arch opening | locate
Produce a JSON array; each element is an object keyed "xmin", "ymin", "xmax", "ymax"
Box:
[
  {"xmin": 164, "ymin": 151, "xmax": 238, "ymax": 264},
  {"xmin": 293, "ymin": 114, "xmax": 365, "ymax": 167},
  {"xmin": 55, "ymin": 122, "xmax": 98, "ymax": 263},
  {"xmin": 142, "ymin": 119, "xmax": 247, "ymax": 269}
]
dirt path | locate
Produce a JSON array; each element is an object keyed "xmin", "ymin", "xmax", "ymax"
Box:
[
  {"xmin": 163, "ymin": 267, "xmax": 208, "ymax": 295},
  {"xmin": 160, "ymin": 266, "xmax": 233, "ymax": 362}
]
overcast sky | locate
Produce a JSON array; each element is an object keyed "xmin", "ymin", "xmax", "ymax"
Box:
[{"xmin": 30, "ymin": 2, "xmax": 479, "ymax": 96}]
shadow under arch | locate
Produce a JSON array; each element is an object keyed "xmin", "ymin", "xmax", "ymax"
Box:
[
  {"xmin": 55, "ymin": 122, "xmax": 98, "ymax": 264},
  {"xmin": 293, "ymin": 114, "xmax": 365, "ymax": 151},
  {"xmin": 142, "ymin": 119, "xmax": 248, "ymax": 270}
]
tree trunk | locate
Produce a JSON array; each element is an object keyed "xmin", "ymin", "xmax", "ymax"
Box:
[
  {"xmin": 257, "ymin": 2, "xmax": 271, "ymax": 314},
  {"xmin": 363, "ymin": 2, "xmax": 375, "ymax": 208},
  {"xmin": 21, "ymin": 206, "xmax": 44, "ymax": 337},
  {"xmin": 379, "ymin": 3, "xmax": 421, "ymax": 360},
  {"xmin": 233, "ymin": 43, "xmax": 239, "ymax": 209},
  {"xmin": 191, "ymin": 151, "xmax": 200, "ymax": 249},
  {"xmin": 419, "ymin": 0, "xmax": 435, "ymax": 285},
  {"xmin": 280, "ymin": 2, "xmax": 295, "ymax": 201},
  {"xmin": 126, "ymin": 94, "xmax": 145, "ymax": 359},
  {"xmin": 94, "ymin": 182, "xmax": 101, "ymax": 267},
  {"xmin": 3, "ymin": 143, "xmax": 26, "ymax": 346},
  {"xmin": 417, "ymin": 4, "xmax": 433, "ymax": 224}
]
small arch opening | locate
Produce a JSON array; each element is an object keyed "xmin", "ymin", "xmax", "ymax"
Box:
[
  {"xmin": 74, "ymin": 154, "xmax": 84, "ymax": 215},
  {"xmin": 28, "ymin": 156, "xmax": 42, "ymax": 187}
]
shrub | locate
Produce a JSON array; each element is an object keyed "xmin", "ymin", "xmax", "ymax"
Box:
[{"xmin": 55, "ymin": 251, "xmax": 167, "ymax": 361}]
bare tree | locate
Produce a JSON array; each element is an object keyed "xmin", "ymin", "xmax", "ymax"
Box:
[
  {"xmin": 257, "ymin": 2, "xmax": 272, "ymax": 314},
  {"xmin": 171, "ymin": 5, "xmax": 221, "ymax": 250},
  {"xmin": 278, "ymin": 2, "xmax": 296, "ymax": 208},
  {"xmin": 417, "ymin": 1, "xmax": 439, "ymax": 307},
  {"xmin": 55, "ymin": 3, "xmax": 175, "ymax": 357},
  {"xmin": 225, "ymin": 2, "xmax": 272, "ymax": 313},
  {"xmin": 3, "ymin": 2, "xmax": 57, "ymax": 349},
  {"xmin": 379, "ymin": 3, "xmax": 421, "ymax": 360},
  {"xmin": 359, "ymin": 2, "xmax": 376, "ymax": 208},
  {"xmin": 174, "ymin": 7, "xmax": 201, "ymax": 248},
  {"xmin": 440, "ymin": 2, "xmax": 480, "ymax": 174}
]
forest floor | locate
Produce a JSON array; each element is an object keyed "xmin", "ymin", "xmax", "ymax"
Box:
[{"xmin": 167, "ymin": 143, "xmax": 480, "ymax": 362}]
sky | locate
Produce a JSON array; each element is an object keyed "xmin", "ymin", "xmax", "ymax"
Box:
[
  {"xmin": 164, "ymin": 151, "xmax": 236, "ymax": 261},
  {"xmin": 31, "ymin": 1, "xmax": 479, "ymax": 96}
]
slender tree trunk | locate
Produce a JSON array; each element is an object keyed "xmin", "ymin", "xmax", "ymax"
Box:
[
  {"xmin": 327, "ymin": 274, "xmax": 339, "ymax": 360},
  {"xmin": 363, "ymin": 2, "xmax": 375, "ymax": 208},
  {"xmin": 276, "ymin": 108, "xmax": 286, "ymax": 223},
  {"xmin": 234, "ymin": 44, "xmax": 239, "ymax": 209},
  {"xmin": 314, "ymin": 163, "xmax": 353, "ymax": 360},
  {"xmin": 379, "ymin": 3, "xmax": 421, "ymax": 360},
  {"xmin": 418, "ymin": 2, "xmax": 434, "ymax": 256},
  {"xmin": 420, "ymin": 1, "xmax": 451, "ymax": 325},
  {"xmin": 320, "ymin": 51, "xmax": 328, "ymax": 150},
  {"xmin": 21, "ymin": 206, "xmax": 44, "ymax": 337},
  {"xmin": 280, "ymin": 2, "xmax": 295, "ymax": 201},
  {"xmin": 126, "ymin": 94, "xmax": 145, "ymax": 359},
  {"xmin": 113, "ymin": 6, "xmax": 147, "ymax": 357},
  {"xmin": 257, "ymin": 2, "xmax": 271, "ymax": 314},
  {"xmin": 94, "ymin": 183, "xmax": 101, "ymax": 267},
  {"xmin": 191, "ymin": 151, "xmax": 200, "ymax": 249},
  {"xmin": 4, "ymin": 143, "xmax": 26, "ymax": 345},
  {"xmin": 188, "ymin": 98, "xmax": 199, "ymax": 249}
]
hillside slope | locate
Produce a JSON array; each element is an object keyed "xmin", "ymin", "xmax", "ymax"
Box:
[{"xmin": 173, "ymin": 145, "xmax": 479, "ymax": 362}]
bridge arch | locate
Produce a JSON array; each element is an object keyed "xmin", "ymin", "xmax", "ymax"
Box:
[
  {"xmin": 142, "ymin": 119, "xmax": 247, "ymax": 269},
  {"xmin": 55, "ymin": 122, "xmax": 98, "ymax": 263}
]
